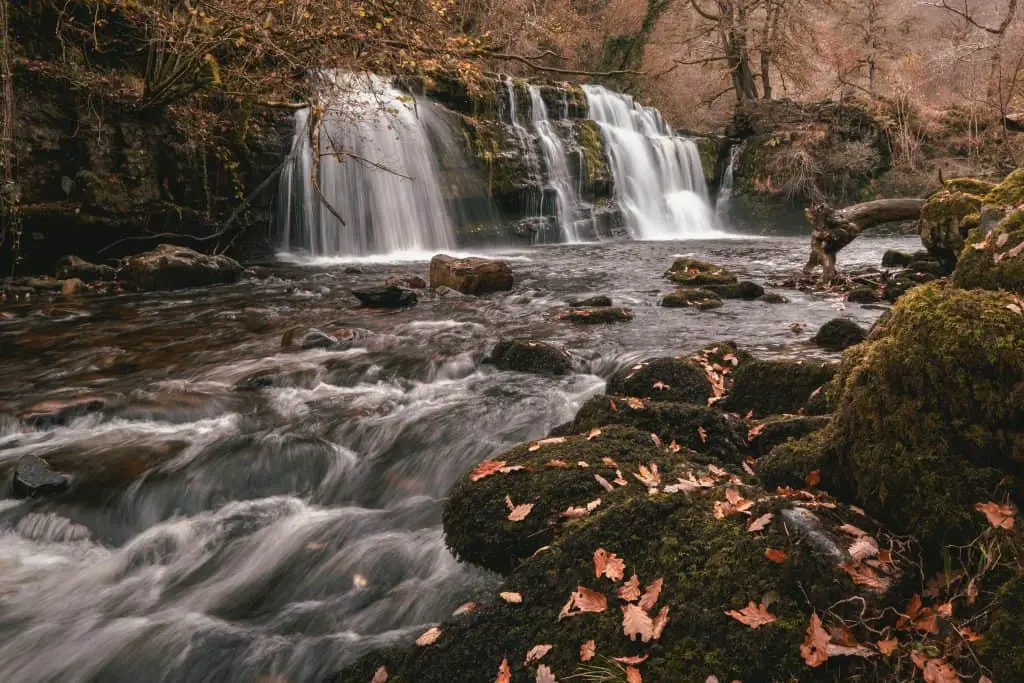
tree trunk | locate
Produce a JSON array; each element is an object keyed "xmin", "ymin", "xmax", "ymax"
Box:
[{"xmin": 803, "ymin": 198, "xmax": 927, "ymax": 282}]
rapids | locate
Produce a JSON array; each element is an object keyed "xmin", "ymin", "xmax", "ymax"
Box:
[{"xmin": 0, "ymin": 236, "xmax": 917, "ymax": 682}]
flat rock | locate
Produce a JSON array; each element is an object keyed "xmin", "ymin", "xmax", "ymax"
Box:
[
  {"xmin": 429, "ymin": 254, "xmax": 513, "ymax": 295},
  {"xmin": 11, "ymin": 455, "xmax": 70, "ymax": 498},
  {"xmin": 352, "ymin": 285, "xmax": 418, "ymax": 308},
  {"xmin": 558, "ymin": 306, "xmax": 634, "ymax": 324},
  {"xmin": 661, "ymin": 288, "xmax": 723, "ymax": 310},
  {"xmin": 122, "ymin": 244, "xmax": 242, "ymax": 291}
]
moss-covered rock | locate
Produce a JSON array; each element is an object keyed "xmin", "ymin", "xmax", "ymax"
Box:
[
  {"xmin": 811, "ymin": 318, "xmax": 867, "ymax": 351},
  {"xmin": 571, "ymin": 397, "xmax": 748, "ymax": 464},
  {"xmin": 487, "ymin": 340, "xmax": 574, "ymax": 376},
  {"xmin": 944, "ymin": 177, "xmax": 997, "ymax": 197},
  {"xmin": 577, "ymin": 119, "xmax": 612, "ymax": 196},
  {"xmin": 719, "ymin": 360, "xmax": 838, "ymax": 419},
  {"xmin": 918, "ymin": 189, "xmax": 983, "ymax": 270},
  {"xmin": 953, "ymin": 208, "xmax": 1024, "ymax": 294},
  {"xmin": 703, "ymin": 281, "xmax": 765, "ymax": 300},
  {"xmin": 982, "ymin": 167, "xmax": 1024, "ymax": 208},
  {"xmin": 748, "ymin": 415, "xmax": 832, "ymax": 459},
  {"xmin": 975, "ymin": 577, "xmax": 1024, "ymax": 680},
  {"xmin": 758, "ymin": 430, "xmax": 839, "ymax": 492},
  {"xmin": 661, "ymin": 288, "xmax": 723, "ymax": 310},
  {"xmin": 559, "ymin": 307, "xmax": 634, "ymax": 324},
  {"xmin": 664, "ymin": 259, "xmax": 738, "ymax": 287},
  {"xmin": 606, "ymin": 358, "xmax": 713, "ymax": 405}
]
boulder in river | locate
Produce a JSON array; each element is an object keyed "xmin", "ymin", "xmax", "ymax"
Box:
[
  {"xmin": 758, "ymin": 292, "xmax": 789, "ymax": 304},
  {"xmin": 606, "ymin": 357, "xmax": 713, "ymax": 405},
  {"xmin": 11, "ymin": 455, "xmax": 70, "ymax": 498},
  {"xmin": 664, "ymin": 258, "xmax": 737, "ymax": 286},
  {"xmin": 811, "ymin": 317, "xmax": 867, "ymax": 351},
  {"xmin": 719, "ymin": 359, "xmax": 837, "ymax": 418},
  {"xmin": 281, "ymin": 327, "xmax": 343, "ymax": 351},
  {"xmin": 385, "ymin": 274, "xmax": 427, "ymax": 289},
  {"xmin": 56, "ymin": 254, "xmax": 116, "ymax": 282},
  {"xmin": 429, "ymin": 254, "xmax": 513, "ymax": 295},
  {"xmin": 352, "ymin": 285, "xmax": 418, "ymax": 309},
  {"xmin": 122, "ymin": 244, "xmax": 243, "ymax": 291},
  {"xmin": 703, "ymin": 280, "xmax": 765, "ymax": 300},
  {"xmin": 881, "ymin": 249, "xmax": 918, "ymax": 268},
  {"xmin": 486, "ymin": 340, "xmax": 573, "ymax": 375},
  {"xmin": 661, "ymin": 288, "xmax": 723, "ymax": 310},
  {"xmin": 569, "ymin": 295, "xmax": 613, "ymax": 308},
  {"xmin": 558, "ymin": 306, "xmax": 634, "ymax": 324}
]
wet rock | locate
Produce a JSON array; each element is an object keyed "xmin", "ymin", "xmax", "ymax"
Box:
[
  {"xmin": 281, "ymin": 327, "xmax": 341, "ymax": 351},
  {"xmin": 20, "ymin": 396, "xmax": 106, "ymax": 429},
  {"xmin": 486, "ymin": 339, "xmax": 573, "ymax": 376},
  {"xmin": 385, "ymin": 274, "xmax": 428, "ymax": 289},
  {"xmin": 352, "ymin": 285, "xmax": 418, "ymax": 309},
  {"xmin": 434, "ymin": 285, "xmax": 466, "ymax": 299},
  {"xmin": 11, "ymin": 455, "xmax": 70, "ymax": 498},
  {"xmin": 606, "ymin": 357, "xmax": 713, "ymax": 405},
  {"xmin": 720, "ymin": 360, "xmax": 837, "ymax": 418},
  {"xmin": 558, "ymin": 306, "xmax": 634, "ymax": 324},
  {"xmin": 881, "ymin": 249, "xmax": 917, "ymax": 268},
  {"xmin": 56, "ymin": 255, "xmax": 116, "ymax": 282},
  {"xmin": 569, "ymin": 295, "xmax": 613, "ymax": 308},
  {"xmin": 758, "ymin": 292, "xmax": 789, "ymax": 304},
  {"xmin": 661, "ymin": 288, "xmax": 723, "ymax": 310},
  {"xmin": 664, "ymin": 258, "xmax": 738, "ymax": 286},
  {"xmin": 240, "ymin": 308, "xmax": 279, "ymax": 333},
  {"xmin": 906, "ymin": 259, "xmax": 946, "ymax": 276},
  {"xmin": 703, "ymin": 280, "xmax": 765, "ymax": 300},
  {"xmin": 812, "ymin": 317, "xmax": 867, "ymax": 351},
  {"xmin": 846, "ymin": 287, "xmax": 880, "ymax": 304},
  {"xmin": 919, "ymin": 189, "xmax": 982, "ymax": 270},
  {"xmin": 953, "ymin": 207, "xmax": 1024, "ymax": 294},
  {"xmin": 246, "ymin": 266, "xmax": 273, "ymax": 280},
  {"xmin": 234, "ymin": 367, "xmax": 320, "ymax": 391},
  {"xmin": 343, "ymin": 266, "xmax": 362, "ymax": 274},
  {"xmin": 122, "ymin": 244, "xmax": 243, "ymax": 291},
  {"xmin": 748, "ymin": 415, "xmax": 832, "ymax": 458},
  {"xmin": 429, "ymin": 254, "xmax": 513, "ymax": 295},
  {"xmin": 60, "ymin": 278, "xmax": 85, "ymax": 296}
]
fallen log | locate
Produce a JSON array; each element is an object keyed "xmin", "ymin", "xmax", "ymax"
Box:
[{"xmin": 803, "ymin": 198, "xmax": 927, "ymax": 282}]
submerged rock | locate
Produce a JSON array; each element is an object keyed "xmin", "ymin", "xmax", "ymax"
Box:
[
  {"xmin": 661, "ymin": 288, "xmax": 723, "ymax": 310},
  {"xmin": 234, "ymin": 367, "xmax": 320, "ymax": 391},
  {"xmin": 281, "ymin": 327, "xmax": 343, "ymax": 351},
  {"xmin": 352, "ymin": 285, "xmax": 418, "ymax": 308},
  {"xmin": 122, "ymin": 244, "xmax": 243, "ymax": 291},
  {"xmin": 569, "ymin": 295, "xmax": 613, "ymax": 308},
  {"xmin": 487, "ymin": 340, "xmax": 573, "ymax": 376},
  {"xmin": 429, "ymin": 254, "xmax": 513, "ymax": 295},
  {"xmin": 811, "ymin": 318, "xmax": 867, "ymax": 351},
  {"xmin": 559, "ymin": 307, "xmax": 634, "ymax": 324},
  {"xmin": 385, "ymin": 274, "xmax": 427, "ymax": 289},
  {"xmin": 720, "ymin": 360, "xmax": 837, "ymax": 418},
  {"xmin": 20, "ymin": 396, "xmax": 106, "ymax": 429},
  {"xmin": 664, "ymin": 258, "xmax": 738, "ymax": 287},
  {"xmin": 11, "ymin": 455, "xmax": 70, "ymax": 498},
  {"xmin": 758, "ymin": 292, "xmax": 789, "ymax": 304},
  {"xmin": 56, "ymin": 254, "xmax": 116, "ymax": 282},
  {"xmin": 703, "ymin": 280, "xmax": 765, "ymax": 300},
  {"xmin": 606, "ymin": 357, "xmax": 713, "ymax": 405},
  {"xmin": 845, "ymin": 287, "xmax": 880, "ymax": 304},
  {"xmin": 881, "ymin": 249, "xmax": 918, "ymax": 268}
]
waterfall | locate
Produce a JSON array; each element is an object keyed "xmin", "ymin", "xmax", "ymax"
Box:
[
  {"xmin": 528, "ymin": 85, "xmax": 585, "ymax": 243},
  {"xmin": 582, "ymin": 85, "xmax": 723, "ymax": 240},
  {"xmin": 279, "ymin": 73, "xmax": 456, "ymax": 257},
  {"xmin": 716, "ymin": 143, "xmax": 742, "ymax": 216}
]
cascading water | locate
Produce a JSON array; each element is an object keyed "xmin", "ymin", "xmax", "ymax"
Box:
[
  {"xmin": 527, "ymin": 85, "xmax": 585, "ymax": 243},
  {"xmin": 583, "ymin": 85, "xmax": 723, "ymax": 240},
  {"xmin": 279, "ymin": 73, "xmax": 457, "ymax": 257},
  {"xmin": 716, "ymin": 142, "xmax": 742, "ymax": 216}
]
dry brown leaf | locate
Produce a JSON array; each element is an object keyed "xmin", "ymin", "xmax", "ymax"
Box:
[
  {"xmin": 536, "ymin": 665, "xmax": 557, "ymax": 683},
  {"xmin": 638, "ymin": 577, "xmax": 664, "ymax": 611},
  {"xmin": 453, "ymin": 602, "xmax": 477, "ymax": 616},
  {"xmin": 698, "ymin": 426, "xmax": 709, "ymax": 443},
  {"xmin": 609, "ymin": 399, "xmax": 619, "ymax": 412},
  {"xmin": 742, "ymin": 459, "xmax": 757, "ymax": 476},
  {"xmin": 602, "ymin": 457, "xmax": 618, "ymax": 468},
  {"xmin": 626, "ymin": 667, "xmax": 642, "ymax": 683},
  {"xmin": 653, "ymin": 380, "xmax": 670, "ymax": 391},
  {"xmin": 838, "ymin": 524, "xmax": 868, "ymax": 537},
  {"xmin": 912, "ymin": 655, "xmax": 959, "ymax": 683},
  {"xmin": 708, "ymin": 464, "xmax": 728, "ymax": 478},
  {"xmin": 765, "ymin": 548, "xmax": 787, "ymax": 564},
  {"xmin": 588, "ymin": 428, "xmax": 602, "ymax": 441},
  {"xmin": 626, "ymin": 397, "xmax": 645, "ymax": 410},
  {"xmin": 470, "ymin": 460, "xmax": 508, "ymax": 481},
  {"xmin": 805, "ymin": 470, "xmax": 821, "ymax": 487},
  {"xmin": 577, "ymin": 461, "xmax": 590, "ymax": 468},
  {"xmin": 416, "ymin": 627, "xmax": 442, "ymax": 646},
  {"xmin": 622, "ymin": 603, "xmax": 656, "ymax": 642},
  {"xmin": 579, "ymin": 640, "xmax": 596, "ymax": 662},
  {"xmin": 726, "ymin": 601, "xmax": 776, "ymax": 629},
  {"xmin": 524, "ymin": 644, "xmax": 553, "ymax": 665},
  {"xmin": 546, "ymin": 459, "xmax": 571, "ymax": 469},
  {"xmin": 725, "ymin": 488, "xmax": 754, "ymax": 512},
  {"xmin": 594, "ymin": 548, "xmax": 626, "ymax": 581},
  {"xmin": 613, "ymin": 470, "xmax": 629, "ymax": 487},
  {"xmin": 594, "ymin": 474, "xmax": 615, "ymax": 492},
  {"xmin": 652, "ymin": 605, "xmax": 670, "ymax": 639},
  {"xmin": 747, "ymin": 423, "xmax": 765, "ymax": 441},
  {"xmin": 827, "ymin": 643, "xmax": 876, "ymax": 659},
  {"xmin": 876, "ymin": 638, "xmax": 898, "ymax": 655},
  {"xmin": 960, "ymin": 626, "xmax": 982, "ymax": 642},
  {"xmin": 634, "ymin": 463, "xmax": 662, "ymax": 487},
  {"xmin": 839, "ymin": 562, "xmax": 890, "ymax": 591},
  {"xmin": 371, "ymin": 665, "xmax": 389, "ymax": 683},
  {"xmin": 495, "ymin": 658, "xmax": 511, "ymax": 683},
  {"xmin": 559, "ymin": 586, "xmax": 609, "ymax": 619},
  {"xmin": 667, "ymin": 440, "xmax": 682, "ymax": 453},
  {"xmin": 618, "ymin": 574, "xmax": 642, "ymax": 602},
  {"xmin": 562, "ymin": 506, "xmax": 589, "ymax": 519},
  {"xmin": 801, "ymin": 613, "xmax": 830, "ymax": 667},
  {"xmin": 505, "ymin": 495, "xmax": 534, "ymax": 522},
  {"xmin": 747, "ymin": 513, "xmax": 773, "ymax": 533},
  {"xmin": 975, "ymin": 501, "xmax": 1015, "ymax": 529},
  {"xmin": 650, "ymin": 432, "xmax": 663, "ymax": 449},
  {"xmin": 936, "ymin": 601, "xmax": 953, "ymax": 617},
  {"xmin": 500, "ymin": 592, "xmax": 523, "ymax": 604},
  {"xmin": 849, "ymin": 536, "xmax": 880, "ymax": 561},
  {"xmin": 612, "ymin": 654, "xmax": 649, "ymax": 665}
]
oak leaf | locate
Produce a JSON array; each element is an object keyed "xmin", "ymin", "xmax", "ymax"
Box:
[
  {"xmin": 525, "ymin": 644, "xmax": 552, "ymax": 665},
  {"xmin": 747, "ymin": 513, "xmax": 773, "ymax": 533},
  {"xmin": 975, "ymin": 501, "xmax": 1015, "ymax": 529},
  {"xmin": 622, "ymin": 603, "xmax": 656, "ymax": 642},
  {"xmin": 416, "ymin": 627, "xmax": 442, "ymax": 646},
  {"xmin": 559, "ymin": 586, "xmax": 608, "ymax": 619},
  {"xmin": 579, "ymin": 640, "xmax": 596, "ymax": 662},
  {"xmin": 536, "ymin": 665, "xmax": 557, "ymax": 683},
  {"xmin": 594, "ymin": 548, "xmax": 626, "ymax": 581},
  {"xmin": 618, "ymin": 574, "xmax": 641, "ymax": 602},
  {"xmin": 505, "ymin": 495, "xmax": 534, "ymax": 522},
  {"xmin": 725, "ymin": 601, "xmax": 776, "ymax": 629},
  {"xmin": 638, "ymin": 577, "xmax": 664, "ymax": 611},
  {"xmin": 500, "ymin": 592, "xmax": 523, "ymax": 604},
  {"xmin": 495, "ymin": 658, "xmax": 511, "ymax": 683},
  {"xmin": 800, "ymin": 613, "xmax": 830, "ymax": 667},
  {"xmin": 652, "ymin": 605, "xmax": 670, "ymax": 639},
  {"xmin": 838, "ymin": 562, "xmax": 890, "ymax": 591},
  {"xmin": 470, "ymin": 460, "xmax": 507, "ymax": 481},
  {"xmin": 633, "ymin": 463, "xmax": 661, "ymax": 487}
]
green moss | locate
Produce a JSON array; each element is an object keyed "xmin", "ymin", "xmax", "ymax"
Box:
[
  {"xmin": 983, "ymin": 167, "xmax": 1024, "ymax": 208},
  {"xmin": 918, "ymin": 189, "xmax": 984, "ymax": 269},
  {"xmin": 944, "ymin": 177, "xmax": 996, "ymax": 197},
  {"xmin": 758, "ymin": 429, "xmax": 837, "ymax": 491},
  {"xmin": 460, "ymin": 116, "xmax": 528, "ymax": 196},
  {"xmin": 953, "ymin": 208, "xmax": 1024, "ymax": 293},
  {"xmin": 976, "ymin": 577, "xmax": 1024, "ymax": 679},
  {"xmin": 719, "ymin": 360, "xmax": 838, "ymax": 419},
  {"xmin": 577, "ymin": 119, "xmax": 611, "ymax": 188},
  {"xmin": 488, "ymin": 340, "xmax": 573, "ymax": 375},
  {"xmin": 606, "ymin": 357, "xmax": 713, "ymax": 405},
  {"xmin": 694, "ymin": 137, "xmax": 720, "ymax": 188},
  {"xmin": 748, "ymin": 415, "xmax": 832, "ymax": 459},
  {"xmin": 664, "ymin": 259, "xmax": 738, "ymax": 287},
  {"xmin": 661, "ymin": 288, "xmax": 723, "ymax": 310}
]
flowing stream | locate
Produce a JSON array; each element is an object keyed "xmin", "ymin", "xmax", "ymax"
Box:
[{"xmin": 0, "ymin": 236, "xmax": 919, "ymax": 682}]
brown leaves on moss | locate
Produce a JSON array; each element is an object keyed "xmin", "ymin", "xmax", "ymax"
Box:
[
  {"xmin": 579, "ymin": 640, "xmax": 596, "ymax": 662},
  {"xmin": 535, "ymin": 664, "xmax": 557, "ymax": 683},
  {"xmin": 975, "ymin": 501, "xmax": 1015, "ymax": 529},
  {"xmin": 371, "ymin": 665, "xmax": 389, "ymax": 683},
  {"xmin": 725, "ymin": 601, "xmax": 776, "ymax": 628},
  {"xmin": 524, "ymin": 644, "xmax": 552, "ymax": 665},
  {"xmin": 558, "ymin": 586, "xmax": 608, "ymax": 619},
  {"xmin": 494, "ymin": 658, "xmax": 511, "ymax": 683},
  {"xmin": 500, "ymin": 591, "xmax": 522, "ymax": 604},
  {"xmin": 415, "ymin": 626, "xmax": 442, "ymax": 646},
  {"xmin": 470, "ymin": 459, "xmax": 526, "ymax": 481},
  {"xmin": 594, "ymin": 548, "xmax": 626, "ymax": 581},
  {"xmin": 747, "ymin": 512, "xmax": 773, "ymax": 532},
  {"xmin": 801, "ymin": 613, "xmax": 830, "ymax": 667},
  {"xmin": 622, "ymin": 603, "xmax": 656, "ymax": 642},
  {"xmin": 618, "ymin": 575, "xmax": 641, "ymax": 601},
  {"xmin": 505, "ymin": 495, "xmax": 534, "ymax": 522}
]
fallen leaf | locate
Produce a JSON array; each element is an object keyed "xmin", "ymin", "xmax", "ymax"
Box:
[
  {"xmin": 652, "ymin": 605, "xmax": 670, "ymax": 639},
  {"xmin": 667, "ymin": 440, "xmax": 682, "ymax": 453},
  {"xmin": 838, "ymin": 524, "xmax": 868, "ymax": 537},
  {"xmin": 562, "ymin": 506, "xmax": 589, "ymax": 519},
  {"xmin": 453, "ymin": 602, "xmax": 477, "ymax": 616},
  {"xmin": 546, "ymin": 459, "xmax": 571, "ymax": 469},
  {"xmin": 960, "ymin": 626, "xmax": 982, "ymax": 642},
  {"xmin": 588, "ymin": 428, "xmax": 602, "ymax": 441},
  {"xmin": 626, "ymin": 667, "xmax": 642, "ymax": 683},
  {"xmin": 742, "ymin": 459, "xmax": 757, "ymax": 476},
  {"xmin": 609, "ymin": 399, "xmax": 619, "ymax": 412},
  {"xmin": 805, "ymin": 470, "xmax": 821, "ymax": 487},
  {"xmin": 638, "ymin": 577, "xmax": 664, "ymax": 611},
  {"xmin": 748, "ymin": 513, "xmax": 774, "ymax": 533},
  {"xmin": 613, "ymin": 470, "xmax": 629, "ymax": 487},
  {"xmin": 650, "ymin": 433, "xmax": 663, "ymax": 449},
  {"xmin": 765, "ymin": 548, "xmax": 787, "ymax": 563},
  {"xmin": 876, "ymin": 638, "xmax": 898, "ymax": 655},
  {"xmin": 747, "ymin": 424, "xmax": 765, "ymax": 441},
  {"xmin": 839, "ymin": 562, "xmax": 890, "ymax": 591},
  {"xmin": 975, "ymin": 501, "xmax": 1015, "ymax": 529},
  {"xmin": 698, "ymin": 426, "xmax": 709, "ymax": 443},
  {"xmin": 613, "ymin": 655, "xmax": 649, "ymax": 665},
  {"xmin": 708, "ymin": 464, "xmax": 728, "ymax": 478},
  {"xmin": 505, "ymin": 496, "xmax": 534, "ymax": 522},
  {"xmin": 936, "ymin": 601, "xmax": 953, "ymax": 617},
  {"xmin": 371, "ymin": 665, "xmax": 389, "ymax": 683},
  {"xmin": 725, "ymin": 488, "xmax": 754, "ymax": 512},
  {"xmin": 801, "ymin": 613, "xmax": 830, "ymax": 667},
  {"xmin": 653, "ymin": 380, "xmax": 670, "ymax": 391},
  {"xmin": 626, "ymin": 397, "xmax": 645, "ymax": 410},
  {"xmin": 618, "ymin": 574, "xmax": 642, "ymax": 602},
  {"xmin": 470, "ymin": 460, "xmax": 508, "ymax": 481},
  {"xmin": 416, "ymin": 627, "xmax": 442, "ymax": 646},
  {"xmin": 594, "ymin": 548, "xmax": 626, "ymax": 581},
  {"xmin": 577, "ymin": 461, "xmax": 590, "ymax": 468},
  {"xmin": 500, "ymin": 592, "xmax": 523, "ymax": 604},
  {"xmin": 495, "ymin": 658, "xmax": 511, "ymax": 683},
  {"xmin": 725, "ymin": 601, "xmax": 776, "ymax": 629},
  {"xmin": 634, "ymin": 463, "xmax": 661, "ymax": 487},
  {"xmin": 594, "ymin": 474, "xmax": 615, "ymax": 492},
  {"xmin": 622, "ymin": 603, "xmax": 656, "ymax": 642},
  {"xmin": 525, "ymin": 644, "xmax": 553, "ymax": 665},
  {"xmin": 536, "ymin": 665, "xmax": 557, "ymax": 683},
  {"xmin": 580, "ymin": 640, "xmax": 596, "ymax": 662},
  {"xmin": 559, "ymin": 586, "xmax": 608, "ymax": 619},
  {"xmin": 849, "ymin": 536, "xmax": 880, "ymax": 561},
  {"xmin": 913, "ymin": 655, "xmax": 959, "ymax": 683}
]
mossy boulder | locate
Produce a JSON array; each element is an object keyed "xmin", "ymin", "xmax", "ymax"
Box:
[
  {"xmin": 811, "ymin": 318, "xmax": 867, "ymax": 351},
  {"xmin": 571, "ymin": 397, "xmax": 748, "ymax": 464},
  {"xmin": 748, "ymin": 415, "xmax": 832, "ymax": 459},
  {"xmin": 944, "ymin": 177, "xmax": 997, "ymax": 197},
  {"xmin": 719, "ymin": 360, "xmax": 838, "ymax": 419},
  {"xmin": 953, "ymin": 208, "xmax": 1024, "ymax": 294},
  {"xmin": 122, "ymin": 244, "xmax": 242, "ymax": 291},
  {"xmin": 559, "ymin": 307, "xmax": 634, "ymax": 324},
  {"xmin": 703, "ymin": 281, "xmax": 765, "ymax": 300},
  {"xmin": 486, "ymin": 340, "xmax": 574, "ymax": 376},
  {"xmin": 606, "ymin": 358, "xmax": 713, "ymax": 405},
  {"xmin": 982, "ymin": 167, "xmax": 1024, "ymax": 208},
  {"xmin": 664, "ymin": 259, "xmax": 738, "ymax": 287},
  {"xmin": 758, "ymin": 430, "xmax": 839, "ymax": 492},
  {"xmin": 918, "ymin": 189, "xmax": 983, "ymax": 270},
  {"xmin": 661, "ymin": 288, "xmax": 723, "ymax": 310}
]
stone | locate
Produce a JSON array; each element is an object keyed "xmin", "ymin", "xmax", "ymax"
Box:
[
  {"xmin": 747, "ymin": 415, "xmax": 832, "ymax": 458},
  {"xmin": 11, "ymin": 455, "xmax": 70, "ymax": 498},
  {"xmin": 661, "ymin": 288, "xmax": 723, "ymax": 310},
  {"xmin": 703, "ymin": 280, "xmax": 765, "ymax": 300},
  {"xmin": 664, "ymin": 258, "xmax": 738, "ymax": 287},
  {"xmin": 486, "ymin": 340, "xmax": 573, "ymax": 375},
  {"xmin": 122, "ymin": 244, "xmax": 243, "ymax": 291},
  {"xmin": 812, "ymin": 317, "xmax": 867, "ymax": 351},
  {"xmin": 846, "ymin": 287, "xmax": 880, "ymax": 304},
  {"xmin": 240, "ymin": 308, "xmax": 279, "ymax": 333},
  {"xmin": 343, "ymin": 266, "xmax": 363, "ymax": 274},
  {"xmin": 56, "ymin": 255, "xmax": 116, "ymax": 282},
  {"xmin": 429, "ymin": 254, "xmax": 513, "ymax": 295},
  {"xmin": 558, "ymin": 306, "xmax": 634, "ymax": 324},
  {"xmin": 606, "ymin": 357, "xmax": 713, "ymax": 405},
  {"xmin": 758, "ymin": 293, "xmax": 789, "ymax": 304},
  {"xmin": 20, "ymin": 396, "xmax": 106, "ymax": 429},
  {"xmin": 720, "ymin": 360, "xmax": 837, "ymax": 418},
  {"xmin": 234, "ymin": 367, "xmax": 320, "ymax": 391},
  {"xmin": 60, "ymin": 278, "xmax": 85, "ymax": 296},
  {"xmin": 918, "ymin": 189, "xmax": 982, "ymax": 270},
  {"xmin": 385, "ymin": 274, "xmax": 428, "ymax": 289},
  {"xmin": 881, "ymin": 249, "xmax": 916, "ymax": 268},
  {"xmin": 569, "ymin": 295, "xmax": 613, "ymax": 308},
  {"xmin": 953, "ymin": 208, "xmax": 1024, "ymax": 294},
  {"xmin": 434, "ymin": 286, "xmax": 466, "ymax": 298},
  {"xmin": 352, "ymin": 285, "xmax": 418, "ymax": 308},
  {"xmin": 298, "ymin": 328, "xmax": 340, "ymax": 350}
]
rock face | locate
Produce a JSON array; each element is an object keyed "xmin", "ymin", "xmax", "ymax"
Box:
[
  {"xmin": 122, "ymin": 244, "xmax": 243, "ymax": 291},
  {"xmin": 661, "ymin": 288, "xmax": 723, "ymax": 310},
  {"xmin": 57, "ymin": 255, "xmax": 116, "ymax": 282},
  {"xmin": 429, "ymin": 254, "xmax": 513, "ymax": 295},
  {"xmin": 11, "ymin": 455, "xmax": 70, "ymax": 498},
  {"xmin": 606, "ymin": 357, "xmax": 713, "ymax": 405},
  {"xmin": 664, "ymin": 258, "xmax": 737, "ymax": 287},
  {"xmin": 487, "ymin": 340, "xmax": 573, "ymax": 376},
  {"xmin": 954, "ymin": 207, "xmax": 1024, "ymax": 294},
  {"xmin": 811, "ymin": 318, "xmax": 867, "ymax": 351},
  {"xmin": 352, "ymin": 285, "xmax": 418, "ymax": 308},
  {"xmin": 919, "ymin": 189, "xmax": 983, "ymax": 270}
]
